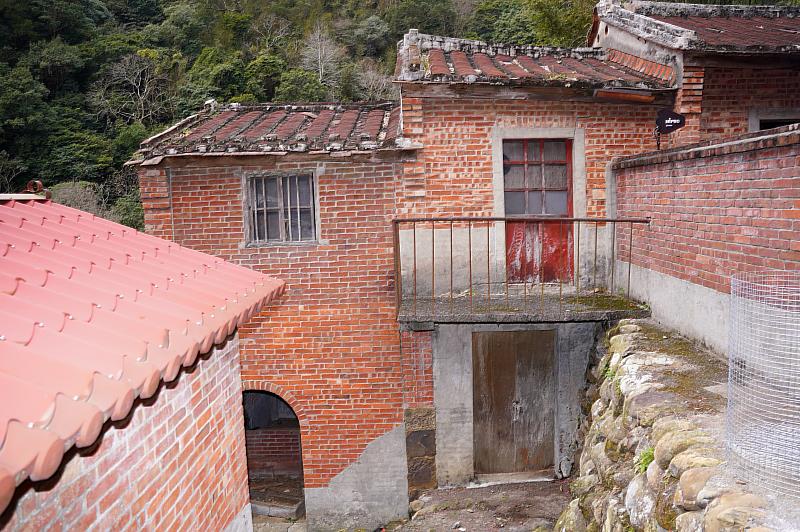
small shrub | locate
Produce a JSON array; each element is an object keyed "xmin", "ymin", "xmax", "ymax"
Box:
[{"xmin": 635, "ymin": 446, "xmax": 654, "ymax": 474}]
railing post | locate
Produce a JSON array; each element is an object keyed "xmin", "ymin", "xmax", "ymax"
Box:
[
  {"xmin": 468, "ymin": 220, "xmax": 473, "ymax": 312},
  {"xmin": 393, "ymin": 220, "xmax": 401, "ymax": 318},
  {"xmin": 575, "ymin": 220, "xmax": 581, "ymax": 300},
  {"xmin": 610, "ymin": 221, "xmax": 616, "ymax": 295},
  {"xmin": 486, "ymin": 220, "xmax": 491, "ymax": 309},
  {"xmin": 593, "ymin": 221, "xmax": 599, "ymax": 293},
  {"xmin": 412, "ymin": 221, "xmax": 417, "ymax": 315},
  {"xmin": 627, "ymin": 221, "xmax": 634, "ymax": 298},
  {"xmin": 450, "ymin": 220, "xmax": 454, "ymax": 315},
  {"xmin": 431, "ymin": 220, "xmax": 435, "ymax": 318}
]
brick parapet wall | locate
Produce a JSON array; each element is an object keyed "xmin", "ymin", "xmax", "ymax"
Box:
[
  {"xmin": 245, "ymin": 428, "xmax": 302, "ymax": 477},
  {"xmin": 400, "ymin": 95, "xmax": 660, "ymax": 218},
  {"xmin": 140, "ymin": 153, "xmax": 409, "ymax": 489},
  {"xmin": 1, "ymin": 335, "xmax": 249, "ymax": 532},
  {"xmin": 614, "ymin": 124, "xmax": 800, "ymax": 295}
]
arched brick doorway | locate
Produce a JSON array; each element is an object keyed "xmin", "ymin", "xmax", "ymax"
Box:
[{"xmin": 242, "ymin": 390, "xmax": 305, "ymax": 520}]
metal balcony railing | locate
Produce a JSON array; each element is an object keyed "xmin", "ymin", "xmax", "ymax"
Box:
[{"xmin": 392, "ymin": 216, "xmax": 651, "ymax": 322}]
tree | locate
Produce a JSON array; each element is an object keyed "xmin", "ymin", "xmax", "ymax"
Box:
[
  {"xmin": 300, "ymin": 22, "xmax": 344, "ymax": 88},
  {"xmin": 358, "ymin": 59, "xmax": 397, "ymax": 101},
  {"xmin": 89, "ymin": 53, "xmax": 174, "ymax": 125},
  {"xmin": 466, "ymin": 0, "xmax": 537, "ymax": 44},
  {"xmin": 21, "ymin": 37, "xmax": 86, "ymax": 93},
  {"xmin": 244, "ymin": 53, "xmax": 287, "ymax": 101},
  {"xmin": 0, "ymin": 151, "xmax": 26, "ymax": 193},
  {"xmin": 353, "ymin": 16, "xmax": 391, "ymax": 57},
  {"xmin": 0, "ymin": 63, "xmax": 49, "ymax": 145},
  {"xmin": 528, "ymin": 0, "xmax": 595, "ymax": 47},
  {"xmin": 273, "ymin": 69, "xmax": 327, "ymax": 102},
  {"xmin": 50, "ymin": 180, "xmax": 106, "ymax": 215},
  {"xmin": 185, "ymin": 46, "xmax": 246, "ymax": 100},
  {"xmin": 492, "ymin": 4, "xmax": 537, "ymax": 44},
  {"xmin": 386, "ymin": 0, "xmax": 457, "ymax": 40},
  {"xmin": 250, "ymin": 13, "xmax": 292, "ymax": 53}
]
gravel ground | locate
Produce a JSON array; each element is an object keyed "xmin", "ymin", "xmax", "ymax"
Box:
[
  {"xmin": 394, "ymin": 480, "xmax": 571, "ymax": 532},
  {"xmin": 251, "ymin": 480, "xmax": 570, "ymax": 532}
]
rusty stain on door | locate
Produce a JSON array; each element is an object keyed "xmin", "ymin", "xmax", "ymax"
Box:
[{"xmin": 473, "ymin": 330, "xmax": 555, "ymax": 474}]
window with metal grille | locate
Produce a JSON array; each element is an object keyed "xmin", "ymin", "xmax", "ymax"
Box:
[
  {"xmin": 247, "ymin": 174, "xmax": 316, "ymax": 243},
  {"xmin": 502, "ymin": 139, "xmax": 572, "ymax": 216}
]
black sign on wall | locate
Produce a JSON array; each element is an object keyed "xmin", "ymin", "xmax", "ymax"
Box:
[{"xmin": 656, "ymin": 109, "xmax": 686, "ymax": 134}]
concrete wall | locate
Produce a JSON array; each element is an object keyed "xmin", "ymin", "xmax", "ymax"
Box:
[
  {"xmin": 304, "ymin": 426, "xmax": 408, "ymax": 531},
  {"xmin": 432, "ymin": 322, "xmax": 602, "ymax": 486},
  {"xmin": 611, "ymin": 124, "xmax": 800, "ymax": 354}
]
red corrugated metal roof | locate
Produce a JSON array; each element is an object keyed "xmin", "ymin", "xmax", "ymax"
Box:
[{"xmin": 0, "ymin": 198, "xmax": 286, "ymax": 513}]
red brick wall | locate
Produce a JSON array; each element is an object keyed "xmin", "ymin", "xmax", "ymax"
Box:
[
  {"xmin": 1, "ymin": 335, "xmax": 249, "ymax": 531},
  {"xmin": 399, "ymin": 95, "xmax": 660, "ymax": 218},
  {"xmin": 140, "ymin": 154, "xmax": 407, "ymax": 489},
  {"xmin": 700, "ymin": 67, "xmax": 800, "ymax": 140},
  {"xmin": 401, "ymin": 330, "xmax": 433, "ymax": 408},
  {"xmin": 614, "ymin": 125, "xmax": 800, "ymax": 295},
  {"xmin": 245, "ymin": 428, "xmax": 302, "ymax": 476}
]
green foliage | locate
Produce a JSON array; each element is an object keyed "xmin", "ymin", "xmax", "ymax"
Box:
[
  {"xmin": 335, "ymin": 61, "xmax": 362, "ymax": 102},
  {"xmin": 635, "ymin": 446, "xmax": 655, "ymax": 474},
  {"xmin": 274, "ymin": 69, "xmax": 327, "ymax": 103},
  {"xmin": 244, "ymin": 54, "xmax": 287, "ymax": 101},
  {"xmin": 492, "ymin": 5, "xmax": 538, "ymax": 45},
  {"xmin": 0, "ymin": 0, "xmax": 606, "ymax": 225},
  {"xmin": 385, "ymin": 0, "xmax": 457, "ymax": 40},
  {"xmin": 50, "ymin": 180, "xmax": 106, "ymax": 215},
  {"xmin": 21, "ymin": 37, "xmax": 86, "ymax": 93},
  {"xmin": 528, "ymin": 0, "xmax": 596, "ymax": 47},
  {"xmin": 0, "ymin": 63, "xmax": 49, "ymax": 143},
  {"xmin": 353, "ymin": 16, "xmax": 391, "ymax": 57},
  {"xmin": 111, "ymin": 121, "xmax": 149, "ymax": 166},
  {"xmin": 111, "ymin": 188, "xmax": 145, "ymax": 230},
  {"xmin": 603, "ymin": 361, "xmax": 615, "ymax": 380}
]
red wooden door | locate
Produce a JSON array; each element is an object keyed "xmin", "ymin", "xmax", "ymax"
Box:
[{"xmin": 503, "ymin": 139, "xmax": 573, "ymax": 283}]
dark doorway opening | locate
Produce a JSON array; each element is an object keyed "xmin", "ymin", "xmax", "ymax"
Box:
[{"xmin": 243, "ymin": 391, "xmax": 304, "ymax": 519}]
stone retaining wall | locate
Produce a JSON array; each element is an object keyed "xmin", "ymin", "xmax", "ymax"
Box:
[{"xmin": 554, "ymin": 319, "xmax": 794, "ymax": 532}]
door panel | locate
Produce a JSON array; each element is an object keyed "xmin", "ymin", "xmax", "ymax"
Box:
[
  {"xmin": 473, "ymin": 332, "xmax": 517, "ymax": 473},
  {"xmin": 513, "ymin": 331, "xmax": 555, "ymax": 471},
  {"xmin": 506, "ymin": 222, "xmax": 573, "ymax": 283},
  {"xmin": 473, "ymin": 330, "xmax": 556, "ymax": 475}
]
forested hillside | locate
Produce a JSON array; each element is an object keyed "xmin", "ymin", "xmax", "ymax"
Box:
[{"xmin": 0, "ymin": 0, "xmax": 593, "ymax": 225}]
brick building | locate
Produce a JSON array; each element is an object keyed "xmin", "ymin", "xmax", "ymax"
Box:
[
  {"xmin": 132, "ymin": 2, "xmax": 799, "ymax": 530},
  {"xmin": 0, "ymin": 197, "xmax": 285, "ymax": 530}
]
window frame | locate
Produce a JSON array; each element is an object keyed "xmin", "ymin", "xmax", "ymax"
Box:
[
  {"xmin": 502, "ymin": 138, "xmax": 573, "ymax": 218},
  {"xmin": 244, "ymin": 171, "xmax": 318, "ymax": 246}
]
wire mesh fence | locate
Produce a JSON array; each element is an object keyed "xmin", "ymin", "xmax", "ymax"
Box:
[{"xmin": 727, "ymin": 270, "xmax": 800, "ymax": 500}]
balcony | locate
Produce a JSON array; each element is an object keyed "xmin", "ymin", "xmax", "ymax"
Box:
[{"xmin": 392, "ymin": 216, "xmax": 651, "ymax": 324}]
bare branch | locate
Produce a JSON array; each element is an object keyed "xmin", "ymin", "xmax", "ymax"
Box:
[
  {"xmin": 0, "ymin": 152, "xmax": 26, "ymax": 193},
  {"xmin": 89, "ymin": 54, "xmax": 174, "ymax": 126},
  {"xmin": 300, "ymin": 22, "xmax": 344, "ymax": 87},
  {"xmin": 358, "ymin": 60, "xmax": 399, "ymax": 101}
]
